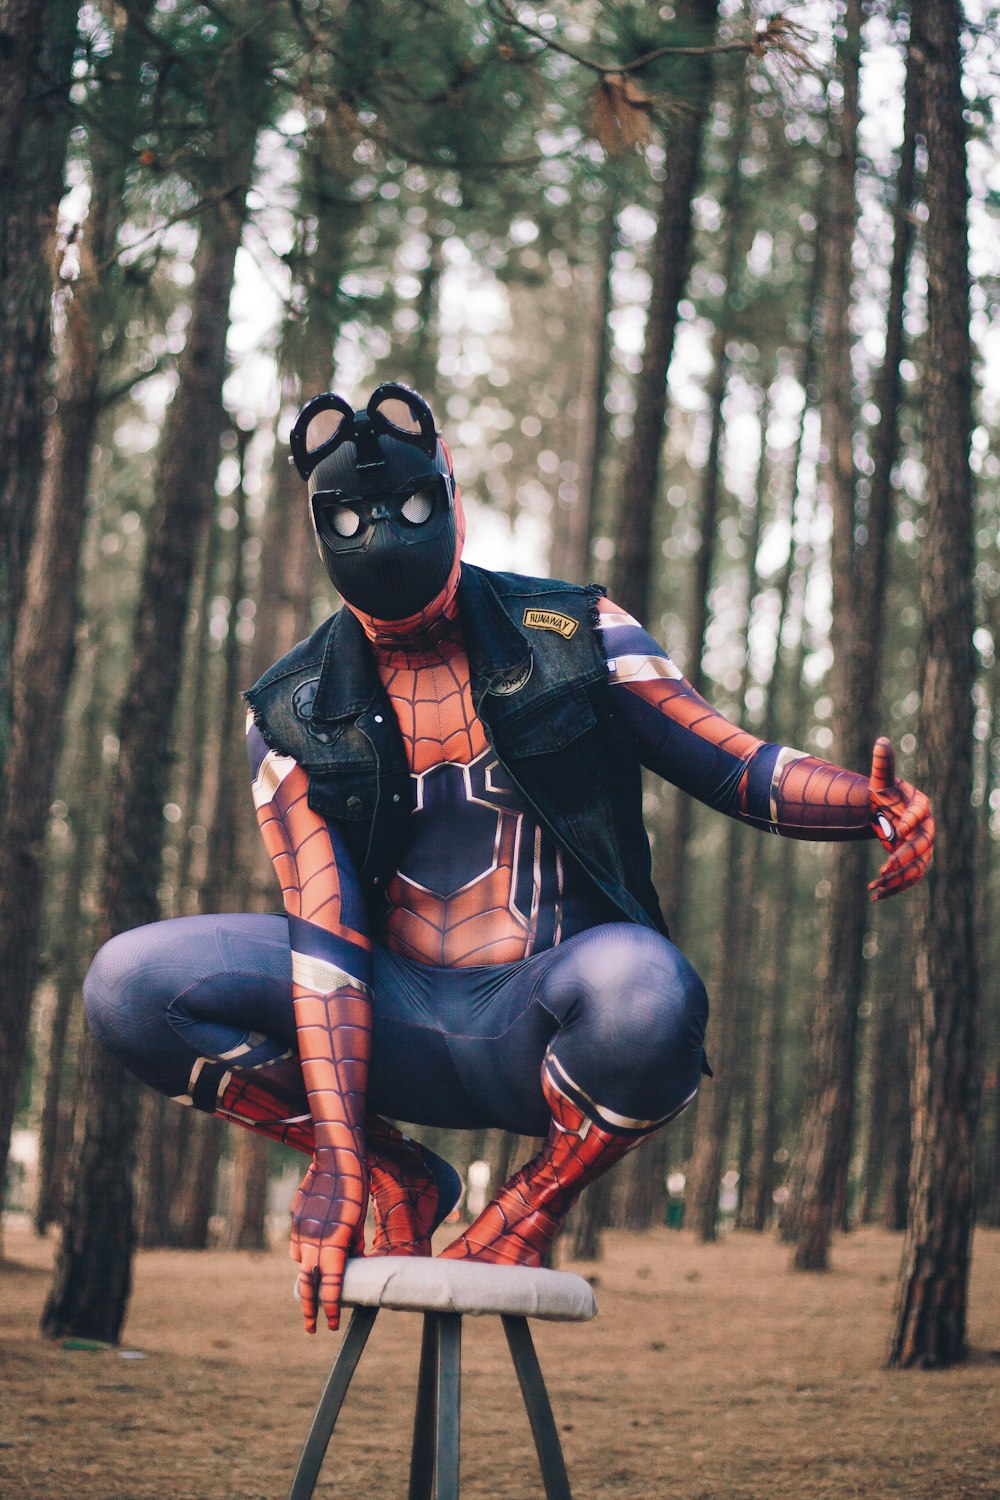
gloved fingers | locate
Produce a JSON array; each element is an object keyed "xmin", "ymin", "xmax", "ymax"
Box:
[
  {"xmin": 868, "ymin": 736, "xmax": 897, "ymax": 794},
  {"xmin": 317, "ymin": 1242, "xmax": 347, "ymax": 1332},
  {"xmin": 290, "ymin": 1239, "xmax": 320, "ymax": 1335},
  {"xmin": 890, "ymin": 787, "xmax": 931, "ymax": 847},
  {"xmin": 867, "ymin": 815, "xmax": 934, "ymax": 901}
]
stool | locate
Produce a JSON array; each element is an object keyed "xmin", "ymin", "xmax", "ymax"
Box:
[{"xmin": 288, "ymin": 1256, "xmax": 598, "ymax": 1500}]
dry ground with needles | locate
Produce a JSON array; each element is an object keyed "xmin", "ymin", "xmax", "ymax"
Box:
[{"xmin": 2, "ymin": 1217, "xmax": 998, "ymax": 1499}]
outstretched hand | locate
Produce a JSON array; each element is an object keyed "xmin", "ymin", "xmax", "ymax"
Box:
[
  {"xmin": 867, "ymin": 737, "xmax": 934, "ymax": 901},
  {"xmin": 290, "ymin": 1148, "xmax": 367, "ymax": 1334}
]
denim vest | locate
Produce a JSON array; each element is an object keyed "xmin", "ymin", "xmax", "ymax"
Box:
[{"xmin": 245, "ymin": 563, "xmax": 668, "ymax": 936}]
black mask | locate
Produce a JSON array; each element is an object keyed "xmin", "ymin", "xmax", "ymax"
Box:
[{"xmin": 308, "ymin": 428, "xmax": 457, "ymax": 620}]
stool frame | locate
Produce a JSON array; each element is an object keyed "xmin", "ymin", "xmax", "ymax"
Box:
[{"xmin": 287, "ymin": 1304, "xmax": 574, "ymax": 1500}]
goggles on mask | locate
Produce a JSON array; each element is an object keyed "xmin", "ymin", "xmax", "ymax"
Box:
[
  {"xmin": 310, "ymin": 473, "xmax": 454, "ymax": 554},
  {"xmin": 290, "ymin": 381, "xmax": 437, "ymax": 481}
]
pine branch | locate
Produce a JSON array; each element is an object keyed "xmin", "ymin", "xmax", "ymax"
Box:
[
  {"xmin": 488, "ymin": 0, "xmax": 816, "ymax": 77},
  {"xmin": 98, "ymin": 354, "xmax": 172, "ymax": 412}
]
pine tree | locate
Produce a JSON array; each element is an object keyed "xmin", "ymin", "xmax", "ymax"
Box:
[
  {"xmin": 42, "ymin": 8, "xmax": 276, "ymax": 1340},
  {"xmin": 0, "ymin": 0, "xmax": 157, "ymax": 1245},
  {"xmin": 0, "ymin": 0, "xmax": 76, "ymax": 774},
  {"xmin": 888, "ymin": 0, "xmax": 980, "ymax": 1369}
]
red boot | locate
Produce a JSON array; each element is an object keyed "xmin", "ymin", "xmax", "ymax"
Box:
[
  {"xmin": 216, "ymin": 1071, "xmax": 459, "ymax": 1256},
  {"xmin": 218, "ymin": 1069, "xmax": 314, "ymax": 1153},
  {"xmin": 364, "ymin": 1116, "xmax": 463, "ymax": 1256},
  {"xmin": 439, "ymin": 1055, "xmax": 663, "ymax": 1266}
]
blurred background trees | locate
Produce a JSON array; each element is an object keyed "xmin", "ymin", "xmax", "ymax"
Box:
[{"xmin": 0, "ymin": 0, "xmax": 995, "ymax": 1368}]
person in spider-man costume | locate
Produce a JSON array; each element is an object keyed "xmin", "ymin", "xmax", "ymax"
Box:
[{"xmin": 84, "ymin": 383, "xmax": 934, "ymax": 1336}]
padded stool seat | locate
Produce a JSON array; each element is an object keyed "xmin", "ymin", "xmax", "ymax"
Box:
[{"xmin": 288, "ymin": 1256, "xmax": 598, "ymax": 1500}]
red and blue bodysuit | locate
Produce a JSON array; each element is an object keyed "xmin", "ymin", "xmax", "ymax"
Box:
[{"xmin": 84, "ymin": 383, "xmax": 934, "ymax": 1335}]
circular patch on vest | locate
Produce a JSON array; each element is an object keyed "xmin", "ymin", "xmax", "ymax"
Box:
[{"xmin": 487, "ymin": 659, "xmax": 533, "ymax": 696}]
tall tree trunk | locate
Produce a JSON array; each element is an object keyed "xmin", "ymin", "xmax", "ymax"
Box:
[
  {"xmin": 974, "ymin": 620, "xmax": 999, "ymax": 1228},
  {"xmin": 400, "ymin": 228, "xmax": 444, "ymax": 403},
  {"xmin": 784, "ymin": 0, "xmax": 885, "ymax": 1269},
  {"xmin": 789, "ymin": 0, "xmax": 917, "ymax": 1266},
  {"xmin": 653, "ymin": 90, "xmax": 750, "ymax": 937},
  {"xmin": 857, "ymin": 975, "xmax": 895, "ymax": 1224},
  {"xmin": 171, "ymin": 513, "xmax": 225, "ymax": 913},
  {"xmin": 0, "ymin": 0, "xmax": 157, "ymax": 1228},
  {"xmin": 135, "ymin": 510, "xmax": 223, "ymax": 1248},
  {"xmin": 169, "ymin": 1112, "xmax": 225, "ymax": 1249},
  {"xmin": 42, "ymin": 161, "xmax": 255, "ymax": 1342},
  {"xmin": 738, "ymin": 349, "xmax": 820, "ymax": 1231},
  {"xmin": 883, "ymin": 968, "xmax": 913, "ymax": 1230},
  {"xmin": 888, "ymin": 0, "xmax": 979, "ymax": 1368},
  {"xmin": 852, "ymin": 51, "xmax": 921, "ymax": 1234},
  {"xmin": 33, "ymin": 659, "xmax": 107, "ymax": 1234},
  {"xmin": 200, "ymin": 437, "xmax": 251, "ymax": 916},
  {"xmin": 0, "ymin": 0, "xmax": 75, "ymax": 775},
  {"xmin": 169, "ymin": 439, "xmax": 252, "ymax": 1250},
  {"xmin": 225, "ymin": 1130, "xmax": 270, "ymax": 1251},
  {"xmin": 608, "ymin": 0, "xmax": 719, "ymax": 623},
  {"xmin": 550, "ymin": 181, "xmax": 620, "ymax": 584},
  {"xmin": 685, "ymin": 383, "xmax": 771, "ymax": 1240},
  {"xmin": 0, "ymin": 0, "xmax": 76, "ymax": 1208}
]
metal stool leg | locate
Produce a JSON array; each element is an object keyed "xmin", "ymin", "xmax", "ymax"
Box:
[
  {"xmin": 287, "ymin": 1305, "xmax": 379, "ymax": 1500},
  {"xmin": 502, "ymin": 1315, "xmax": 573, "ymax": 1500},
  {"xmin": 433, "ymin": 1313, "xmax": 462, "ymax": 1500},
  {"xmin": 409, "ymin": 1313, "xmax": 440, "ymax": 1500}
]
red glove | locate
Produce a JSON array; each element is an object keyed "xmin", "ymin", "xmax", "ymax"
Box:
[
  {"xmin": 867, "ymin": 736, "xmax": 934, "ymax": 901},
  {"xmin": 290, "ymin": 1146, "xmax": 367, "ymax": 1334}
]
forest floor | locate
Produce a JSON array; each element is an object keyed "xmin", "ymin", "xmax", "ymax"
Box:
[{"xmin": 1, "ymin": 1215, "xmax": 998, "ymax": 1500}]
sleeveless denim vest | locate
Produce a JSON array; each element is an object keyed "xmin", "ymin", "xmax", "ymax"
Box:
[{"xmin": 245, "ymin": 563, "xmax": 668, "ymax": 936}]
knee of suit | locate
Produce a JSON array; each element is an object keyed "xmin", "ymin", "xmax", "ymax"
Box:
[
  {"xmin": 545, "ymin": 924, "xmax": 708, "ymax": 1121},
  {"xmin": 82, "ymin": 926, "xmax": 184, "ymax": 1080},
  {"xmin": 84, "ymin": 932, "xmax": 141, "ymax": 1058}
]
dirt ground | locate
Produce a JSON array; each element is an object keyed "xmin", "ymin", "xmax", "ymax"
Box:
[{"xmin": 1, "ymin": 1216, "xmax": 998, "ymax": 1500}]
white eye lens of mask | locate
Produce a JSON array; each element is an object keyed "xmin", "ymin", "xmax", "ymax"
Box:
[
  {"xmin": 401, "ymin": 491, "xmax": 433, "ymax": 525},
  {"xmin": 331, "ymin": 507, "xmax": 361, "ymax": 537}
]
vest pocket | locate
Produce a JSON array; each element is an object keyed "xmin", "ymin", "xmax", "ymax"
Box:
[
  {"xmin": 491, "ymin": 686, "xmax": 596, "ymax": 756},
  {"xmin": 308, "ymin": 768, "xmax": 378, "ymax": 821}
]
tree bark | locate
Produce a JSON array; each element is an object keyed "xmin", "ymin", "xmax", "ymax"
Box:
[
  {"xmin": 651, "ymin": 88, "xmax": 750, "ymax": 937},
  {"xmin": 200, "ymin": 437, "xmax": 251, "ymax": 916},
  {"xmin": 974, "ymin": 620, "xmax": 999, "ymax": 1228},
  {"xmin": 784, "ymin": 0, "xmax": 901, "ymax": 1269},
  {"xmin": 685, "ymin": 382, "xmax": 770, "ymax": 1240},
  {"xmin": 789, "ymin": 0, "xmax": 917, "ymax": 1267},
  {"xmin": 739, "ymin": 501, "xmax": 811, "ymax": 1228},
  {"xmin": 0, "ymin": 0, "xmax": 160, "ymax": 1226},
  {"xmin": 608, "ymin": 0, "xmax": 719, "ymax": 624},
  {"xmin": 550, "ymin": 180, "xmax": 619, "ymax": 585},
  {"xmin": 0, "ymin": 0, "xmax": 75, "ymax": 773},
  {"xmin": 169, "ymin": 1111, "xmax": 224, "ymax": 1250},
  {"xmin": 224, "ymin": 1131, "xmax": 270, "ymax": 1251},
  {"xmin": 888, "ymin": 0, "xmax": 980, "ymax": 1368},
  {"xmin": 0, "ymin": 0, "xmax": 76, "ymax": 1200},
  {"xmin": 42, "ymin": 159, "xmax": 255, "ymax": 1341},
  {"xmin": 31, "ymin": 629, "xmax": 103, "ymax": 1234},
  {"xmin": 167, "ymin": 440, "xmax": 252, "ymax": 1249},
  {"xmin": 859, "ymin": 936, "xmax": 913, "ymax": 1228},
  {"xmin": 171, "ymin": 513, "xmax": 225, "ymax": 913}
]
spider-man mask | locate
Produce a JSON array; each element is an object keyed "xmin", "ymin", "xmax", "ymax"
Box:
[{"xmin": 294, "ymin": 385, "xmax": 461, "ymax": 622}]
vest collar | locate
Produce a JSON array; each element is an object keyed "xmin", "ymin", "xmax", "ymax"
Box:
[{"xmin": 311, "ymin": 563, "xmax": 531, "ymax": 723}]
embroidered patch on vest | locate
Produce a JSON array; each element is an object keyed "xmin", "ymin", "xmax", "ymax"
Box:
[
  {"xmin": 488, "ymin": 659, "xmax": 533, "ymax": 696},
  {"xmin": 522, "ymin": 608, "xmax": 579, "ymax": 639},
  {"xmin": 292, "ymin": 677, "xmax": 338, "ymax": 743}
]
